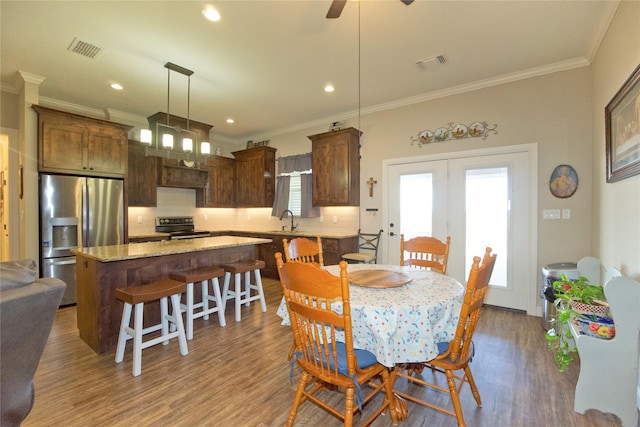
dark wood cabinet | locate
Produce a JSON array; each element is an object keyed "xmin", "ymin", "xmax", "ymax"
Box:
[
  {"xmin": 127, "ymin": 140, "xmax": 157, "ymax": 206},
  {"xmin": 158, "ymin": 161, "xmax": 208, "ymax": 188},
  {"xmin": 309, "ymin": 127, "xmax": 361, "ymax": 206},
  {"xmin": 196, "ymin": 156, "xmax": 235, "ymax": 208},
  {"xmin": 322, "ymin": 237, "xmax": 358, "ymax": 266},
  {"xmin": 34, "ymin": 105, "xmax": 130, "ymax": 177},
  {"xmin": 232, "ymin": 146, "xmax": 276, "ymax": 208}
]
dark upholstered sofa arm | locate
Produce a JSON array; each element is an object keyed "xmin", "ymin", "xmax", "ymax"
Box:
[{"xmin": 0, "ymin": 260, "xmax": 66, "ymax": 427}]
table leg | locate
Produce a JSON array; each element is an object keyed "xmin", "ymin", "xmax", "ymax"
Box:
[{"xmin": 388, "ymin": 367, "xmax": 408, "ymax": 421}]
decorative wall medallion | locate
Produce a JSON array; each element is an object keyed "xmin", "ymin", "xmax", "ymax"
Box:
[
  {"xmin": 410, "ymin": 121, "xmax": 498, "ymax": 147},
  {"xmin": 549, "ymin": 164, "xmax": 578, "ymax": 198}
]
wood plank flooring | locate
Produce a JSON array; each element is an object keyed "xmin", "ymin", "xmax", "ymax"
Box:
[{"xmin": 23, "ymin": 277, "xmax": 633, "ymax": 426}]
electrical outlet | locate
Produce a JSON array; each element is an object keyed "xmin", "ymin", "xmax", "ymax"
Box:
[
  {"xmin": 562, "ymin": 209, "xmax": 571, "ymax": 219},
  {"xmin": 332, "ymin": 215, "xmax": 338, "ymax": 224},
  {"xmin": 137, "ymin": 216, "xmax": 143, "ymax": 224},
  {"xmin": 203, "ymin": 214, "xmax": 208, "ymax": 221}
]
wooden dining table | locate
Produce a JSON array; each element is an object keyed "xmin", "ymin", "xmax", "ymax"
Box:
[{"xmin": 276, "ymin": 263, "xmax": 465, "ymax": 368}]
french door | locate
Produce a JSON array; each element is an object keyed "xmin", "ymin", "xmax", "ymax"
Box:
[{"xmin": 385, "ymin": 146, "xmax": 536, "ymax": 311}]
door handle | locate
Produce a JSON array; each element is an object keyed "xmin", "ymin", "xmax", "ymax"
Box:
[{"xmin": 47, "ymin": 259, "xmax": 76, "ymax": 266}]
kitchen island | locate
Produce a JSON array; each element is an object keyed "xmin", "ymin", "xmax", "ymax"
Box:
[{"xmin": 72, "ymin": 236, "xmax": 271, "ymax": 354}]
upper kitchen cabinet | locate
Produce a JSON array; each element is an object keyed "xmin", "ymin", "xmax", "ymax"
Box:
[
  {"xmin": 232, "ymin": 146, "xmax": 276, "ymax": 208},
  {"xmin": 308, "ymin": 127, "xmax": 361, "ymax": 206},
  {"xmin": 33, "ymin": 106, "xmax": 130, "ymax": 177},
  {"xmin": 196, "ymin": 155, "xmax": 235, "ymax": 208},
  {"xmin": 127, "ymin": 140, "xmax": 157, "ymax": 207}
]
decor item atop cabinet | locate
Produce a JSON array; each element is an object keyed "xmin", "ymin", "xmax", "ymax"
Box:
[
  {"xmin": 127, "ymin": 140, "xmax": 157, "ymax": 207},
  {"xmin": 33, "ymin": 105, "xmax": 131, "ymax": 177},
  {"xmin": 308, "ymin": 127, "xmax": 361, "ymax": 206},
  {"xmin": 196, "ymin": 155, "xmax": 235, "ymax": 208},
  {"xmin": 232, "ymin": 146, "xmax": 276, "ymax": 208}
]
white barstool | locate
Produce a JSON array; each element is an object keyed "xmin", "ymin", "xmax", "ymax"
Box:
[
  {"xmin": 169, "ymin": 266, "xmax": 227, "ymax": 340},
  {"xmin": 114, "ymin": 279, "xmax": 188, "ymax": 377},
  {"xmin": 221, "ymin": 260, "xmax": 267, "ymax": 322}
]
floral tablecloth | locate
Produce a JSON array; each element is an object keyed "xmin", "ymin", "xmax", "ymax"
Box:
[{"xmin": 276, "ymin": 264, "xmax": 464, "ymax": 368}]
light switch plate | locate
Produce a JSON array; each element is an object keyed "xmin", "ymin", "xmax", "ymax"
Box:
[{"xmin": 543, "ymin": 209, "xmax": 561, "ymax": 219}]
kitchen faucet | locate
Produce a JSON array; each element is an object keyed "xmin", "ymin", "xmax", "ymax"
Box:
[{"xmin": 279, "ymin": 209, "xmax": 298, "ymax": 232}]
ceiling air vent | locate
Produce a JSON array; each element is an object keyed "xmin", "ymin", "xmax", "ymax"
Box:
[{"xmin": 67, "ymin": 37, "xmax": 103, "ymax": 59}]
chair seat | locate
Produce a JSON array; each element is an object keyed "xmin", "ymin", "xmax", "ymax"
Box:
[
  {"xmin": 115, "ymin": 279, "xmax": 187, "ymax": 305},
  {"xmin": 221, "ymin": 260, "xmax": 266, "ymax": 274},
  {"xmin": 169, "ymin": 266, "xmax": 225, "ymax": 284},
  {"xmin": 342, "ymin": 252, "xmax": 375, "ymax": 262},
  {"xmin": 294, "ymin": 341, "xmax": 379, "ymax": 375}
]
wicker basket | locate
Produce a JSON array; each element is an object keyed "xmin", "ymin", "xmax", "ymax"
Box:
[{"xmin": 570, "ymin": 301, "xmax": 610, "ymax": 317}]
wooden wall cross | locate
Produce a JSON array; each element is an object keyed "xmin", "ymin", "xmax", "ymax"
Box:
[{"xmin": 366, "ymin": 177, "xmax": 377, "ymax": 197}]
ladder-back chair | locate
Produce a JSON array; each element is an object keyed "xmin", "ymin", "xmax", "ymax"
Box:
[
  {"xmin": 283, "ymin": 236, "xmax": 324, "ymax": 267},
  {"xmin": 400, "ymin": 234, "xmax": 451, "ymax": 274},
  {"xmin": 395, "ymin": 247, "xmax": 497, "ymax": 427},
  {"xmin": 281, "ymin": 236, "xmax": 324, "ymax": 361},
  {"xmin": 341, "ymin": 229, "xmax": 383, "ymax": 264},
  {"xmin": 275, "ymin": 253, "xmax": 398, "ymax": 427}
]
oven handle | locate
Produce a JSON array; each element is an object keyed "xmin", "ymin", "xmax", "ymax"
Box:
[{"xmin": 170, "ymin": 233, "xmax": 211, "ymax": 240}]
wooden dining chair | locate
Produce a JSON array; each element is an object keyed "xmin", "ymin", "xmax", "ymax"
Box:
[
  {"xmin": 281, "ymin": 236, "xmax": 324, "ymax": 361},
  {"xmin": 395, "ymin": 247, "xmax": 497, "ymax": 427},
  {"xmin": 282, "ymin": 236, "xmax": 324, "ymax": 266},
  {"xmin": 274, "ymin": 253, "xmax": 398, "ymax": 427},
  {"xmin": 400, "ymin": 234, "xmax": 451, "ymax": 274},
  {"xmin": 341, "ymin": 229, "xmax": 384, "ymax": 264}
]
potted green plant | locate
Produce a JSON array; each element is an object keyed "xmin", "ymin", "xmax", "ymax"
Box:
[{"xmin": 545, "ymin": 274, "xmax": 612, "ymax": 372}]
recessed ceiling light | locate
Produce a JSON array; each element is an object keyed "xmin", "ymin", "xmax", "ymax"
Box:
[
  {"xmin": 324, "ymin": 84, "xmax": 335, "ymax": 93},
  {"xmin": 226, "ymin": 118, "xmax": 234, "ymax": 124},
  {"xmin": 202, "ymin": 6, "xmax": 221, "ymax": 22},
  {"xmin": 110, "ymin": 83, "xmax": 123, "ymax": 90}
]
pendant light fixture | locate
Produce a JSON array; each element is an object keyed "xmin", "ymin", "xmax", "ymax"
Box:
[{"xmin": 140, "ymin": 62, "xmax": 210, "ymax": 164}]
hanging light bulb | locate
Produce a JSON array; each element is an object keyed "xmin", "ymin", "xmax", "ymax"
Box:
[
  {"xmin": 162, "ymin": 133, "xmax": 174, "ymax": 149},
  {"xmin": 140, "ymin": 129, "xmax": 152, "ymax": 145},
  {"xmin": 182, "ymin": 138, "xmax": 193, "ymax": 153}
]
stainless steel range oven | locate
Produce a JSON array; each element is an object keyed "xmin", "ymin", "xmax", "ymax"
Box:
[{"xmin": 155, "ymin": 216, "xmax": 211, "ymax": 240}]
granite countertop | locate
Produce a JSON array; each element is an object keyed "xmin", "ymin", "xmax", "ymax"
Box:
[
  {"xmin": 71, "ymin": 236, "xmax": 271, "ymax": 262},
  {"xmin": 127, "ymin": 230, "xmax": 358, "ymax": 240},
  {"xmin": 232, "ymin": 230, "xmax": 359, "ymax": 239}
]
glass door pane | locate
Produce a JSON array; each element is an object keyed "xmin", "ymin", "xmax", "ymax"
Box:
[
  {"xmin": 400, "ymin": 173, "xmax": 432, "ymax": 239},
  {"xmin": 465, "ymin": 167, "xmax": 508, "ymax": 287}
]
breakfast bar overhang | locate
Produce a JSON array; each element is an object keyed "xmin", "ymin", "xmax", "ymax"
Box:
[{"xmin": 72, "ymin": 236, "xmax": 271, "ymax": 354}]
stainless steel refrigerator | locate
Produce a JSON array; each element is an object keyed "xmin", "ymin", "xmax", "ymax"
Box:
[{"xmin": 39, "ymin": 174, "xmax": 124, "ymax": 306}]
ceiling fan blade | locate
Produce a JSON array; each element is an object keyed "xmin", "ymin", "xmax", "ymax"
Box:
[
  {"xmin": 326, "ymin": 0, "xmax": 347, "ymax": 19},
  {"xmin": 401, "ymin": 0, "xmax": 415, "ymax": 4}
]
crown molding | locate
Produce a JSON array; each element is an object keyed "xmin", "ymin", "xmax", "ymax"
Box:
[{"xmin": 249, "ymin": 57, "xmax": 591, "ymax": 141}]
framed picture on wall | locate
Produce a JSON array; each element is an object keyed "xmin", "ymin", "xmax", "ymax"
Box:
[{"xmin": 605, "ymin": 63, "xmax": 640, "ymax": 183}]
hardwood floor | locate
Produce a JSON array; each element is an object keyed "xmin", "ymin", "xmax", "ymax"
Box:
[{"xmin": 24, "ymin": 277, "xmax": 632, "ymax": 426}]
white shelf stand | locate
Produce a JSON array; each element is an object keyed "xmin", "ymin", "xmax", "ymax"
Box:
[{"xmin": 569, "ymin": 275, "xmax": 640, "ymax": 426}]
